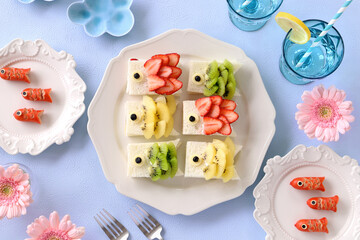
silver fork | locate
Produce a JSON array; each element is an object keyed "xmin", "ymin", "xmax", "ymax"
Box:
[
  {"xmin": 94, "ymin": 209, "xmax": 129, "ymax": 240},
  {"xmin": 128, "ymin": 204, "xmax": 164, "ymax": 240}
]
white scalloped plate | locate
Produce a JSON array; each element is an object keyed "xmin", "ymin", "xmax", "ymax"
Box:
[
  {"xmin": 0, "ymin": 39, "xmax": 86, "ymax": 155},
  {"xmin": 253, "ymin": 145, "xmax": 360, "ymax": 240},
  {"xmin": 88, "ymin": 29, "xmax": 275, "ymax": 215}
]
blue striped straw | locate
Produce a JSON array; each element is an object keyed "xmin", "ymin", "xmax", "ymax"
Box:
[
  {"xmin": 239, "ymin": 0, "xmax": 254, "ymax": 11},
  {"xmin": 295, "ymin": 0, "xmax": 352, "ymax": 68}
]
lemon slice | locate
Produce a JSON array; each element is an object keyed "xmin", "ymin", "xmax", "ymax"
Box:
[{"xmin": 275, "ymin": 12, "xmax": 311, "ymax": 44}]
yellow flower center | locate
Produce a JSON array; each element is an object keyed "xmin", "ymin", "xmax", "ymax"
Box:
[
  {"xmin": 48, "ymin": 237, "xmax": 60, "ymax": 240},
  {"xmin": 318, "ymin": 105, "xmax": 333, "ymax": 120},
  {"xmin": 0, "ymin": 184, "xmax": 13, "ymax": 197}
]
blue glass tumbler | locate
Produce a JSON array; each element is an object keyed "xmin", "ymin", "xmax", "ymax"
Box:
[
  {"xmin": 227, "ymin": 0, "xmax": 283, "ymax": 31},
  {"xmin": 279, "ymin": 19, "xmax": 345, "ymax": 85}
]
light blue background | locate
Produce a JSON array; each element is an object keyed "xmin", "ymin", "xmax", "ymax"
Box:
[{"xmin": 1, "ymin": 0, "xmax": 359, "ymax": 239}]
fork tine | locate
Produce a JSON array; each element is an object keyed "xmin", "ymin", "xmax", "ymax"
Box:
[
  {"xmin": 100, "ymin": 211, "xmax": 122, "ymax": 235},
  {"xmin": 130, "ymin": 208, "xmax": 153, "ymax": 232},
  {"xmin": 97, "ymin": 213, "xmax": 119, "ymax": 237},
  {"xmin": 136, "ymin": 204, "xmax": 160, "ymax": 226},
  {"xmin": 94, "ymin": 215, "xmax": 116, "ymax": 240},
  {"xmin": 134, "ymin": 206, "xmax": 155, "ymax": 228},
  {"xmin": 128, "ymin": 209, "xmax": 149, "ymax": 235},
  {"xmin": 103, "ymin": 208, "xmax": 127, "ymax": 233}
]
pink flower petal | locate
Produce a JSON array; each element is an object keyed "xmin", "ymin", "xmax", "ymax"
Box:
[
  {"xmin": 0, "ymin": 166, "xmax": 5, "ymax": 177},
  {"xmin": 50, "ymin": 211, "xmax": 60, "ymax": 229},
  {"xmin": 323, "ymin": 128, "xmax": 331, "ymax": 142},
  {"xmin": 68, "ymin": 227, "xmax": 86, "ymax": 238},
  {"xmin": 343, "ymin": 115, "xmax": 355, "ymax": 123},
  {"xmin": 39, "ymin": 215, "xmax": 50, "ymax": 229},
  {"xmin": 338, "ymin": 101, "xmax": 352, "ymax": 110},
  {"xmin": 315, "ymin": 126, "xmax": 324, "ymax": 138},
  {"xmin": 327, "ymin": 86, "xmax": 337, "ymax": 99},
  {"xmin": 0, "ymin": 205, "xmax": 8, "ymax": 219}
]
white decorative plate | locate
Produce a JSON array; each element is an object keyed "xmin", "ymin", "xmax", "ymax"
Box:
[
  {"xmin": 253, "ymin": 145, "xmax": 360, "ymax": 240},
  {"xmin": 88, "ymin": 29, "xmax": 275, "ymax": 215},
  {"xmin": 0, "ymin": 39, "xmax": 86, "ymax": 155}
]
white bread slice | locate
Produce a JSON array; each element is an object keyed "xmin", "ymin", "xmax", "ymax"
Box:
[
  {"xmin": 182, "ymin": 100, "xmax": 237, "ymax": 136},
  {"xmin": 184, "ymin": 140, "xmax": 242, "ymax": 180},
  {"xmin": 126, "ymin": 60, "xmax": 183, "ymax": 95},
  {"xmin": 127, "ymin": 139, "xmax": 183, "ymax": 178},
  {"xmin": 187, "ymin": 61, "xmax": 241, "ymax": 96},
  {"xmin": 125, "ymin": 101, "xmax": 179, "ymax": 137}
]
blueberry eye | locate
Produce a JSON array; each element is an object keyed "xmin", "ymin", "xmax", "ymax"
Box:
[
  {"xmin": 187, "ymin": 113, "xmax": 199, "ymax": 125},
  {"xmin": 311, "ymin": 200, "xmax": 316, "ymax": 205},
  {"xmin": 0, "ymin": 69, "xmax": 5, "ymax": 74},
  {"xmin": 301, "ymin": 224, "xmax": 307, "ymax": 230},
  {"xmin": 192, "ymin": 74, "xmax": 204, "ymax": 85},
  {"xmin": 22, "ymin": 91, "xmax": 27, "ymax": 96},
  {"xmin": 132, "ymin": 71, "xmax": 143, "ymax": 82},
  {"xmin": 193, "ymin": 156, "xmax": 199, "ymax": 162},
  {"xmin": 130, "ymin": 113, "xmax": 137, "ymax": 121},
  {"xmin": 297, "ymin": 181, "xmax": 303, "ymax": 186},
  {"xmin": 16, "ymin": 111, "xmax": 22, "ymax": 116},
  {"xmin": 135, "ymin": 157, "xmax": 142, "ymax": 164}
]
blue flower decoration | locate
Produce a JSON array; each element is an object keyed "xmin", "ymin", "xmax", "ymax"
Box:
[
  {"xmin": 18, "ymin": 0, "xmax": 54, "ymax": 3},
  {"xmin": 67, "ymin": 0, "xmax": 134, "ymax": 37}
]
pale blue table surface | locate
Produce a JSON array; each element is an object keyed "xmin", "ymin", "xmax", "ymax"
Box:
[{"xmin": 1, "ymin": 0, "xmax": 359, "ymax": 239}]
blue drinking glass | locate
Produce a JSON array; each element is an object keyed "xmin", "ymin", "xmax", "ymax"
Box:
[
  {"xmin": 227, "ymin": 0, "xmax": 283, "ymax": 31},
  {"xmin": 279, "ymin": 19, "xmax": 345, "ymax": 85}
]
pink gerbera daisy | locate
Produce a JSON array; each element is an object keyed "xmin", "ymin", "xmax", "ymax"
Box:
[
  {"xmin": 0, "ymin": 164, "xmax": 33, "ymax": 219},
  {"xmin": 26, "ymin": 211, "xmax": 85, "ymax": 240},
  {"xmin": 295, "ymin": 85, "xmax": 354, "ymax": 142}
]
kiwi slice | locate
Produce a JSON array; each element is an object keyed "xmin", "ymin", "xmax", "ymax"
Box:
[
  {"xmin": 167, "ymin": 142, "xmax": 177, "ymax": 159},
  {"xmin": 204, "ymin": 85, "xmax": 219, "ymax": 96},
  {"xmin": 219, "ymin": 64, "xmax": 226, "ymax": 72},
  {"xmin": 150, "ymin": 167, "xmax": 161, "ymax": 181},
  {"xmin": 160, "ymin": 143, "xmax": 168, "ymax": 156},
  {"xmin": 160, "ymin": 167, "xmax": 171, "ymax": 180},
  {"xmin": 217, "ymin": 76, "xmax": 226, "ymax": 96},
  {"xmin": 157, "ymin": 153, "xmax": 169, "ymax": 171},
  {"xmin": 221, "ymin": 69, "xmax": 228, "ymax": 85},
  {"xmin": 223, "ymin": 59, "xmax": 234, "ymax": 73},
  {"xmin": 224, "ymin": 82, "xmax": 236, "ymax": 100},
  {"xmin": 205, "ymin": 76, "xmax": 218, "ymax": 89},
  {"xmin": 207, "ymin": 61, "xmax": 219, "ymax": 80},
  {"xmin": 228, "ymin": 72, "xmax": 236, "ymax": 86},
  {"xmin": 169, "ymin": 157, "xmax": 178, "ymax": 178},
  {"xmin": 149, "ymin": 143, "xmax": 160, "ymax": 164}
]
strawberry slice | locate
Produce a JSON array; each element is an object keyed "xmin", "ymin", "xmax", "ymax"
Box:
[
  {"xmin": 210, "ymin": 96, "xmax": 223, "ymax": 105},
  {"xmin": 167, "ymin": 53, "xmax": 180, "ymax": 67},
  {"xmin": 151, "ymin": 54, "xmax": 169, "ymax": 66},
  {"xmin": 169, "ymin": 67, "xmax": 182, "ymax": 78},
  {"xmin": 218, "ymin": 115, "xmax": 232, "ymax": 135},
  {"xmin": 220, "ymin": 99, "xmax": 237, "ymax": 111},
  {"xmin": 220, "ymin": 109, "xmax": 239, "ymax": 123},
  {"xmin": 195, "ymin": 97, "xmax": 212, "ymax": 117},
  {"xmin": 155, "ymin": 79, "xmax": 176, "ymax": 95},
  {"xmin": 167, "ymin": 78, "xmax": 183, "ymax": 93},
  {"xmin": 147, "ymin": 75, "xmax": 166, "ymax": 91},
  {"xmin": 206, "ymin": 105, "xmax": 220, "ymax": 118},
  {"xmin": 203, "ymin": 117, "xmax": 223, "ymax": 135},
  {"xmin": 158, "ymin": 66, "xmax": 173, "ymax": 78},
  {"xmin": 144, "ymin": 58, "xmax": 162, "ymax": 76}
]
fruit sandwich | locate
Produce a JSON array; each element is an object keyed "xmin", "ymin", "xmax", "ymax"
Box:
[
  {"xmin": 183, "ymin": 96, "xmax": 239, "ymax": 136},
  {"xmin": 126, "ymin": 53, "xmax": 183, "ymax": 96},
  {"xmin": 188, "ymin": 60, "xmax": 241, "ymax": 99},
  {"xmin": 126, "ymin": 95, "xmax": 179, "ymax": 139},
  {"xmin": 127, "ymin": 139, "xmax": 182, "ymax": 181},
  {"xmin": 185, "ymin": 138, "xmax": 242, "ymax": 182}
]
